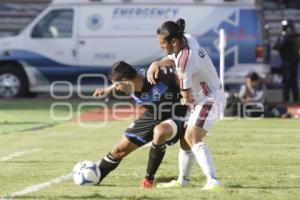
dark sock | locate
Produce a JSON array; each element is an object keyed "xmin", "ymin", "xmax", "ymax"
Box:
[
  {"xmin": 145, "ymin": 143, "xmax": 166, "ymax": 180},
  {"xmin": 98, "ymin": 152, "xmax": 122, "ymax": 183}
]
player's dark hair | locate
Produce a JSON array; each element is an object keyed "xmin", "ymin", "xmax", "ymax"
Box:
[
  {"xmin": 246, "ymin": 72, "xmax": 259, "ymax": 81},
  {"xmin": 108, "ymin": 61, "xmax": 137, "ymax": 81},
  {"xmin": 157, "ymin": 18, "xmax": 186, "ymax": 42}
]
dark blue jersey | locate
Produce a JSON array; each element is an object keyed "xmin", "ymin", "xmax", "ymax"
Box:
[{"xmin": 131, "ymin": 67, "xmax": 187, "ymax": 120}]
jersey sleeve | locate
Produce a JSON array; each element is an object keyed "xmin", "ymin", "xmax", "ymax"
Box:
[{"xmin": 167, "ymin": 54, "xmax": 175, "ymax": 61}]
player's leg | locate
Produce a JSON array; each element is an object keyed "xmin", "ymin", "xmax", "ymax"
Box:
[
  {"xmin": 143, "ymin": 121, "xmax": 173, "ymax": 180},
  {"xmin": 142, "ymin": 119, "xmax": 185, "ymax": 188},
  {"xmin": 184, "ymin": 125, "xmax": 220, "ymax": 187},
  {"xmin": 141, "ymin": 121, "xmax": 173, "ymax": 188},
  {"xmin": 156, "ymin": 137, "xmax": 195, "ymax": 188},
  {"xmin": 177, "ymin": 137, "xmax": 195, "ymax": 186},
  {"xmin": 98, "ymin": 136, "xmax": 138, "ymax": 184},
  {"xmin": 185, "ymin": 127, "xmax": 220, "ymax": 190},
  {"xmin": 184, "ymin": 99, "xmax": 224, "ymax": 190}
]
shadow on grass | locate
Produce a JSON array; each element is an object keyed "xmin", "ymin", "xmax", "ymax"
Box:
[
  {"xmin": 227, "ymin": 184, "xmax": 300, "ymax": 189},
  {"xmin": 155, "ymin": 176, "xmax": 177, "ymax": 183},
  {"xmin": 4, "ymin": 160, "xmax": 73, "ymax": 164},
  {"xmin": 21, "ymin": 123, "xmax": 58, "ymax": 132},
  {"xmin": 0, "ymin": 122, "xmax": 58, "ymax": 134},
  {"xmin": 0, "ymin": 122, "xmax": 47, "ymax": 125},
  {"xmin": 14, "ymin": 193, "xmax": 166, "ymax": 200}
]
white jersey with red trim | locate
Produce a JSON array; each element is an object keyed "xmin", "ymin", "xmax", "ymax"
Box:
[{"xmin": 168, "ymin": 34, "xmax": 221, "ymax": 103}]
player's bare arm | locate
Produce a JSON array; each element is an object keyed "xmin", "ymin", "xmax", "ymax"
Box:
[
  {"xmin": 93, "ymin": 84, "xmax": 116, "ymax": 98},
  {"xmin": 147, "ymin": 56, "xmax": 175, "ymax": 84}
]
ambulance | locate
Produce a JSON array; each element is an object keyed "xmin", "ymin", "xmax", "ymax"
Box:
[{"xmin": 0, "ymin": 0, "xmax": 268, "ymax": 97}]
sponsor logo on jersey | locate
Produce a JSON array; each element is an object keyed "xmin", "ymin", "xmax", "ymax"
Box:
[{"xmin": 198, "ymin": 48, "xmax": 205, "ymax": 58}]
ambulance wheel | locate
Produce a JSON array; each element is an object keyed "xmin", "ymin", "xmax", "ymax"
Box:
[{"xmin": 0, "ymin": 66, "xmax": 30, "ymax": 98}]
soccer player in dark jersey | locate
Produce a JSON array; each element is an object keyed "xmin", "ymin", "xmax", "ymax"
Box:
[{"xmin": 93, "ymin": 61, "xmax": 188, "ymax": 188}]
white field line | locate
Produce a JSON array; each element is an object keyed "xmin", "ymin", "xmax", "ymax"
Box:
[
  {"xmin": 0, "ymin": 149, "xmax": 40, "ymax": 162},
  {"xmin": 1, "ymin": 173, "xmax": 72, "ymax": 200},
  {"xmin": 1, "ymin": 159, "xmax": 101, "ymax": 200}
]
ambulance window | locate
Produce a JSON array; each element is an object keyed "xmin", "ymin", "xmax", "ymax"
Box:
[{"xmin": 32, "ymin": 9, "xmax": 73, "ymax": 38}]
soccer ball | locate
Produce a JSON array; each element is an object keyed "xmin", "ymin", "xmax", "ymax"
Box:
[{"xmin": 72, "ymin": 160, "xmax": 101, "ymax": 186}]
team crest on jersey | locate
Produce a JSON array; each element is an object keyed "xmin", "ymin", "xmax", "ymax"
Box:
[
  {"xmin": 198, "ymin": 48, "xmax": 205, "ymax": 58},
  {"xmin": 152, "ymin": 88, "xmax": 161, "ymax": 101}
]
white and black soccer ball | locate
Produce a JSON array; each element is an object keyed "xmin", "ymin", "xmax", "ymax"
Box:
[{"xmin": 72, "ymin": 160, "xmax": 101, "ymax": 186}]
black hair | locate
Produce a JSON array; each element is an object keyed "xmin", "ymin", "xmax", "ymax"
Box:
[
  {"xmin": 157, "ymin": 18, "xmax": 186, "ymax": 42},
  {"xmin": 246, "ymin": 72, "xmax": 260, "ymax": 81},
  {"xmin": 108, "ymin": 61, "xmax": 137, "ymax": 81}
]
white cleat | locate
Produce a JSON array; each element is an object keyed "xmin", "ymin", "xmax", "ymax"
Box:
[
  {"xmin": 201, "ymin": 179, "xmax": 222, "ymax": 191},
  {"xmin": 156, "ymin": 180, "xmax": 189, "ymax": 188}
]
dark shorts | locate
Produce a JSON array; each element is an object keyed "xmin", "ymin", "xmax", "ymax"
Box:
[{"xmin": 124, "ymin": 111, "xmax": 186, "ymax": 147}]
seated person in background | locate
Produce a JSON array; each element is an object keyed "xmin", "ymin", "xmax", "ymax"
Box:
[
  {"xmin": 239, "ymin": 72, "xmax": 266, "ymax": 117},
  {"xmin": 239, "ymin": 72, "xmax": 266, "ymax": 104},
  {"xmin": 232, "ymin": 72, "xmax": 291, "ymax": 118}
]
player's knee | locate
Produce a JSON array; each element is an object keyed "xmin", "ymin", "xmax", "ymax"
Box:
[
  {"xmin": 184, "ymin": 131, "xmax": 193, "ymax": 144},
  {"xmin": 184, "ymin": 126, "xmax": 206, "ymax": 146},
  {"xmin": 153, "ymin": 123, "xmax": 172, "ymax": 144},
  {"xmin": 111, "ymin": 145, "xmax": 128, "ymax": 159},
  {"xmin": 184, "ymin": 129, "xmax": 198, "ymax": 145},
  {"xmin": 153, "ymin": 124, "xmax": 165, "ymax": 136},
  {"xmin": 180, "ymin": 138, "xmax": 191, "ymax": 150}
]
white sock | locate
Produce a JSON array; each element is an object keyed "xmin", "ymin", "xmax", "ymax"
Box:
[
  {"xmin": 177, "ymin": 148, "xmax": 195, "ymax": 185},
  {"xmin": 191, "ymin": 142, "xmax": 218, "ymax": 181}
]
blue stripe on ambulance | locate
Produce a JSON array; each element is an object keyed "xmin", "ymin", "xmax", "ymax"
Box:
[{"xmin": 2, "ymin": 49, "xmax": 111, "ymax": 84}]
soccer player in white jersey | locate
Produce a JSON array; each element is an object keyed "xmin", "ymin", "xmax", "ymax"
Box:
[{"xmin": 147, "ymin": 19, "xmax": 226, "ymax": 190}]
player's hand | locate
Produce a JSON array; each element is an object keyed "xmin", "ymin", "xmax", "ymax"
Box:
[
  {"xmin": 180, "ymin": 97, "xmax": 195, "ymax": 105},
  {"xmin": 180, "ymin": 98, "xmax": 196, "ymax": 111},
  {"xmin": 180, "ymin": 89, "xmax": 194, "ymax": 104},
  {"xmin": 93, "ymin": 88, "xmax": 109, "ymax": 98},
  {"xmin": 180, "ymin": 89, "xmax": 195, "ymax": 110},
  {"xmin": 147, "ymin": 61, "xmax": 160, "ymax": 85}
]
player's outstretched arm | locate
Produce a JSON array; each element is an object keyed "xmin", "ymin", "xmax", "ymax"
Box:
[
  {"xmin": 147, "ymin": 56, "xmax": 174, "ymax": 84},
  {"xmin": 93, "ymin": 84, "xmax": 116, "ymax": 98}
]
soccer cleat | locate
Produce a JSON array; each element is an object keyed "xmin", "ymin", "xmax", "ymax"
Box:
[
  {"xmin": 140, "ymin": 178, "xmax": 154, "ymax": 189},
  {"xmin": 201, "ymin": 179, "xmax": 222, "ymax": 191},
  {"xmin": 156, "ymin": 180, "xmax": 186, "ymax": 188}
]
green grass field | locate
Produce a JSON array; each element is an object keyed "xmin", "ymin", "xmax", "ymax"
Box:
[{"xmin": 0, "ymin": 99, "xmax": 300, "ymax": 200}]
